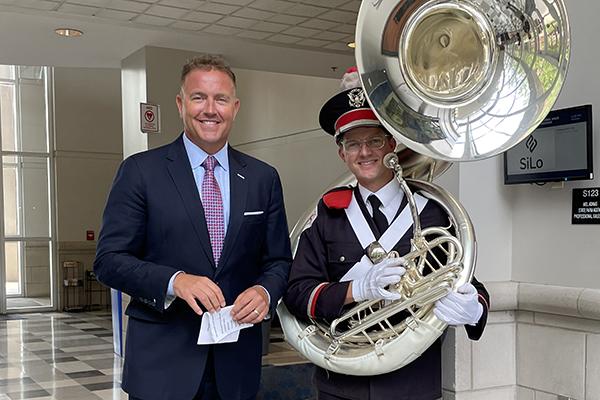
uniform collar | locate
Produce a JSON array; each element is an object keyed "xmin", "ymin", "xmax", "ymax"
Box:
[{"xmin": 358, "ymin": 177, "xmax": 402, "ymax": 207}]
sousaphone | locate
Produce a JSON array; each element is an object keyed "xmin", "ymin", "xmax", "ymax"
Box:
[{"xmin": 277, "ymin": 0, "xmax": 570, "ymax": 375}]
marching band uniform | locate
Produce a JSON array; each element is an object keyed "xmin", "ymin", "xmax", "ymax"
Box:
[
  {"xmin": 283, "ymin": 67, "xmax": 489, "ymax": 400},
  {"xmin": 284, "ymin": 183, "xmax": 488, "ymax": 400}
]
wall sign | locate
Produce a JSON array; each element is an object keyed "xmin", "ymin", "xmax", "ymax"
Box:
[
  {"xmin": 572, "ymin": 188, "xmax": 600, "ymax": 224},
  {"xmin": 140, "ymin": 102, "xmax": 161, "ymax": 134}
]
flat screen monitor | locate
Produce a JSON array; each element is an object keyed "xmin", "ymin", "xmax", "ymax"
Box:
[{"xmin": 503, "ymin": 104, "xmax": 594, "ymax": 185}]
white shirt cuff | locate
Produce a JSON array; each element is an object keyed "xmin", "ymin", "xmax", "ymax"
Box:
[{"xmin": 164, "ymin": 271, "xmax": 184, "ymax": 309}]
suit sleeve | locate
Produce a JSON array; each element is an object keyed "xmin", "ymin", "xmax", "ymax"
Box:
[
  {"xmin": 93, "ymin": 156, "xmax": 178, "ymax": 313},
  {"xmin": 284, "ymin": 201, "xmax": 351, "ymax": 321},
  {"xmin": 254, "ymin": 168, "xmax": 293, "ymax": 316},
  {"xmin": 465, "ymin": 276, "xmax": 490, "ymax": 340}
]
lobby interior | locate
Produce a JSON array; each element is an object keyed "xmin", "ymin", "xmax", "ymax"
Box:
[{"xmin": 0, "ymin": 1, "xmax": 599, "ymax": 399}]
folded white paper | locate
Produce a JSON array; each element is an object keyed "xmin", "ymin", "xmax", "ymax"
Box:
[{"xmin": 197, "ymin": 305, "xmax": 253, "ymax": 345}]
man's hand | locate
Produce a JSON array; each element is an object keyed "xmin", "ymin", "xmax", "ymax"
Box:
[
  {"xmin": 231, "ymin": 285, "xmax": 269, "ymax": 324},
  {"xmin": 433, "ymin": 283, "xmax": 483, "ymax": 326},
  {"xmin": 173, "ymin": 273, "xmax": 225, "ymax": 315}
]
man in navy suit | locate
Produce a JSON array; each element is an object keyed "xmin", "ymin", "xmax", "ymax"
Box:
[{"xmin": 94, "ymin": 55, "xmax": 292, "ymax": 400}]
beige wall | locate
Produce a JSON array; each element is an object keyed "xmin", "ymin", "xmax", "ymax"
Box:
[
  {"xmin": 53, "ymin": 67, "xmax": 123, "ymax": 243},
  {"xmin": 53, "ymin": 66, "xmax": 122, "ymax": 309},
  {"xmin": 458, "ymin": 157, "xmax": 513, "ymax": 283}
]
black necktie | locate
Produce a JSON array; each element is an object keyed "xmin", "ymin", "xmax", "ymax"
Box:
[{"xmin": 368, "ymin": 195, "xmax": 389, "ymax": 235}]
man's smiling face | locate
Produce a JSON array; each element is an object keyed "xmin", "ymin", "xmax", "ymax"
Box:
[
  {"xmin": 176, "ymin": 69, "xmax": 240, "ymax": 154},
  {"xmin": 338, "ymin": 126, "xmax": 396, "ymax": 192}
]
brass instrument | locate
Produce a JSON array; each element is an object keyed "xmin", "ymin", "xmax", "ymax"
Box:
[{"xmin": 278, "ymin": 0, "xmax": 570, "ymax": 375}]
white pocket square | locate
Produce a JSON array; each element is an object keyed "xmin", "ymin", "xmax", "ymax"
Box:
[{"xmin": 244, "ymin": 211, "xmax": 264, "ymax": 216}]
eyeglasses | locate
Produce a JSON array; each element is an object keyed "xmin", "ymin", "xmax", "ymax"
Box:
[{"xmin": 341, "ymin": 136, "xmax": 387, "ymax": 154}]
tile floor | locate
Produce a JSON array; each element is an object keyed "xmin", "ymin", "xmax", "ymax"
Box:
[
  {"xmin": 0, "ymin": 311, "xmax": 124, "ymax": 400},
  {"xmin": 0, "ymin": 311, "xmax": 307, "ymax": 400}
]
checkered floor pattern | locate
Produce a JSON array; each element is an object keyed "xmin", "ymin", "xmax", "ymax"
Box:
[
  {"xmin": 0, "ymin": 311, "xmax": 126, "ymax": 400},
  {"xmin": 0, "ymin": 311, "xmax": 308, "ymax": 399}
]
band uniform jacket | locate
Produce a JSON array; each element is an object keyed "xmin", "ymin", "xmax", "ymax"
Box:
[
  {"xmin": 94, "ymin": 135, "xmax": 292, "ymax": 400},
  {"xmin": 284, "ymin": 186, "xmax": 489, "ymax": 400}
]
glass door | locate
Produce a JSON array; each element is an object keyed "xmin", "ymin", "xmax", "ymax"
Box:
[{"xmin": 0, "ymin": 65, "xmax": 55, "ymax": 313}]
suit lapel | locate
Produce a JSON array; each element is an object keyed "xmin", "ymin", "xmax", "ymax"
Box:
[
  {"xmin": 166, "ymin": 135, "xmax": 215, "ymax": 267},
  {"xmin": 217, "ymin": 147, "xmax": 247, "ymax": 273}
]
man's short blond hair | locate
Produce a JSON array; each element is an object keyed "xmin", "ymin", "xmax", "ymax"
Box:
[{"xmin": 180, "ymin": 55, "xmax": 236, "ymax": 88}]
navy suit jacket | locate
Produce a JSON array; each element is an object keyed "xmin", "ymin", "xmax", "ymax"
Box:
[{"xmin": 94, "ymin": 135, "xmax": 292, "ymax": 400}]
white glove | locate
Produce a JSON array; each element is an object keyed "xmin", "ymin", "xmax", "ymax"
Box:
[
  {"xmin": 434, "ymin": 283, "xmax": 483, "ymax": 326},
  {"xmin": 352, "ymin": 258, "xmax": 406, "ymax": 302}
]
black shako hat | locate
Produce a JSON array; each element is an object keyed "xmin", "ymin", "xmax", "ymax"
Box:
[{"xmin": 318, "ymin": 67, "xmax": 382, "ymax": 143}]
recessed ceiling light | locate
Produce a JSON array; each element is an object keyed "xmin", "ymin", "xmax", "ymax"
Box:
[
  {"xmin": 347, "ymin": 42, "xmax": 356, "ymax": 49},
  {"xmin": 55, "ymin": 28, "xmax": 83, "ymax": 38}
]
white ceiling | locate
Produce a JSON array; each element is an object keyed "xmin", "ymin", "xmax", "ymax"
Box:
[{"xmin": 0, "ymin": 0, "xmax": 359, "ymax": 77}]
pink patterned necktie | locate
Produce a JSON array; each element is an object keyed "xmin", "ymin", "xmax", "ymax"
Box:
[{"xmin": 201, "ymin": 156, "xmax": 225, "ymax": 265}]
